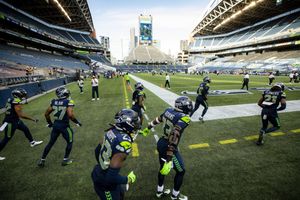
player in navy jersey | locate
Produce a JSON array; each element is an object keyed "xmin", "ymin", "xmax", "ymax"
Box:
[
  {"xmin": 92, "ymin": 109, "xmax": 140, "ymax": 200},
  {"xmin": 190, "ymin": 76, "xmax": 211, "ymax": 121},
  {"xmin": 140, "ymin": 96, "xmax": 193, "ymax": 200},
  {"xmin": 38, "ymin": 87, "xmax": 81, "ymax": 167},
  {"xmin": 131, "ymin": 82, "xmax": 146, "ymax": 125},
  {"xmin": 0, "ymin": 88, "xmax": 43, "ymax": 160},
  {"xmin": 256, "ymin": 83, "xmax": 286, "ymax": 145}
]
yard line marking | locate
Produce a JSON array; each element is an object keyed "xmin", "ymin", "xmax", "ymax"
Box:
[
  {"xmin": 270, "ymin": 132, "xmax": 286, "ymax": 137},
  {"xmin": 244, "ymin": 135, "xmax": 259, "ymax": 141},
  {"xmin": 189, "ymin": 143, "xmax": 210, "ymax": 149},
  {"xmin": 123, "ymin": 78, "xmax": 139, "ymax": 157},
  {"xmin": 219, "ymin": 139, "xmax": 238, "ymax": 145},
  {"xmin": 290, "ymin": 129, "xmax": 300, "ymax": 133},
  {"xmin": 132, "ymin": 143, "xmax": 139, "ymax": 157}
]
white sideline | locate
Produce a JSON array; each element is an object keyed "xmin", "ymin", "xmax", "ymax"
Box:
[{"xmin": 130, "ymin": 74, "xmax": 300, "ymax": 122}]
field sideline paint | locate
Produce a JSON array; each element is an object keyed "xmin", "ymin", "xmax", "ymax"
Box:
[
  {"xmin": 219, "ymin": 139, "xmax": 238, "ymax": 144},
  {"xmin": 123, "ymin": 78, "xmax": 139, "ymax": 157},
  {"xmin": 291, "ymin": 129, "xmax": 300, "ymax": 133},
  {"xmin": 244, "ymin": 135, "xmax": 259, "ymax": 140},
  {"xmin": 270, "ymin": 132, "xmax": 286, "ymax": 137},
  {"xmin": 189, "ymin": 143, "xmax": 210, "ymax": 149}
]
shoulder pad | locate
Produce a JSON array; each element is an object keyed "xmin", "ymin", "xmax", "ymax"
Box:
[
  {"xmin": 68, "ymin": 99, "xmax": 75, "ymax": 106},
  {"xmin": 180, "ymin": 116, "xmax": 191, "ymax": 124},
  {"xmin": 119, "ymin": 141, "xmax": 132, "ymax": 150},
  {"xmin": 13, "ymin": 98, "xmax": 22, "ymax": 104}
]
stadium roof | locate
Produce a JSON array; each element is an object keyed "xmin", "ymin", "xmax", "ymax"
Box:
[
  {"xmin": 192, "ymin": 0, "xmax": 300, "ymax": 37},
  {"xmin": 3, "ymin": 0, "xmax": 94, "ymax": 32}
]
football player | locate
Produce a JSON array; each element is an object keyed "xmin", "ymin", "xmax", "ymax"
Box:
[
  {"xmin": 0, "ymin": 88, "xmax": 43, "ymax": 160},
  {"xmin": 91, "ymin": 109, "xmax": 140, "ymax": 200},
  {"xmin": 38, "ymin": 87, "xmax": 81, "ymax": 167},
  {"xmin": 140, "ymin": 96, "xmax": 193, "ymax": 200},
  {"xmin": 131, "ymin": 82, "xmax": 146, "ymax": 126},
  {"xmin": 256, "ymin": 83, "xmax": 286, "ymax": 145},
  {"xmin": 190, "ymin": 76, "xmax": 211, "ymax": 121}
]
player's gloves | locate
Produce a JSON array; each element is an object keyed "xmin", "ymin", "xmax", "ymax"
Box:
[
  {"xmin": 76, "ymin": 122, "xmax": 82, "ymax": 127},
  {"xmin": 127, "ymin": 171, "xmax": 136, "ymax": 183},
  {"xmin": 160, "ymin": 161, "xmax": 172, "ymax": 175},
  {"xmin": 138, "ymin": 127, "xmax": 150, "ymax": 136}
]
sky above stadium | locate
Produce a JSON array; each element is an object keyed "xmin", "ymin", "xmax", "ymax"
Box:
[{"xmin": 87, "ymin": 0, "xmax": 210, "ymax": 60}]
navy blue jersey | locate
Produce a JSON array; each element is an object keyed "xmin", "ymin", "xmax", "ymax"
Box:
[
  {"xmin": 261, "ymin": 90, "xmax": 286, "ymax": 110},
  {"xmin": 98, "ymin": 128, "xmax": 132, "ymax": 171},
  {"xmin": 160, "ymin": 108, "xmax": 190, "ymax": 145},
  {"xmin": 132, "ymin": 90, "xmax": 145, "ymax": 105},
  {"xmin": 50, "ymin": 98, "xmax": 75, "ymax": 124},
  {"xmin": 197, "ymin": 82, "xmax": 210, "ymax": 97},
  {"xmin": 4, "ymin": 98, "xmax": 23, "ymax": 122}
]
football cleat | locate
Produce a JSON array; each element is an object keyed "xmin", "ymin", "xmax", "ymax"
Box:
[
  {"xmin": 156, "ymin": 189, "xmax": 171, "ymax": 198},
  {"xmin": 92, "ymin": 98, "xmax": 95, "ymax": 101},
  {"xmin": 198, "ymin": 116, "xmax": 204, "ymax": 122},
  {"xmin": 37, "ymin": 159, "xmax": 45, "ymax": 167},
  {"xmin": 30, "ymin": 140, "xmax": 43, "ymax": 147},
  {"xmin": 256, "ymin": 130, "xmax": 265, "ymax": 146},
  {"xmin": 62, "ymin": 159, "xmax": 73, "ymax": 166},
  {"xmin": 171, "ymin": 193, "xmax": 188, "ymax": 200},
  {"xmin": 0, "ymin": 156, "xmax": 6, "ymax": 161}
]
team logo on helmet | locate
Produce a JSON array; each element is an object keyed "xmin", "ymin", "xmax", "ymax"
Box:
[
  {"xmin": 134, "ymin": 82, "xmax": 144, "ymax": 90},
  {"xmin": 203, "ymin": 76, "xmax": 211, "ymax": 83},
  {"xmin": 11, "ymin": 88, "xmax": 27, "ymax": 100},
  {"xmin": 115, "ymin": 109, "xmax": 141, "ymax": 134},
  {"xmin": 175, "ymin": 96, "xmax": 193, "ymax": 114},
  {"xmin": 56, "ymin": 87, "xmax": 70, "ymax": 99}
]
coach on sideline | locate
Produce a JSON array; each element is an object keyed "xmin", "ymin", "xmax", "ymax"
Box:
[
  {"xmin": 241, "ymin": 72, "xmax": 250, "ymax": 90},
  {"xmin": 91, "ymin": 75, "xmax": 99, "ymax": 101}
]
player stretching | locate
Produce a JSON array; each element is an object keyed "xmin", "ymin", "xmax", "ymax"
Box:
[
  {"xmin": 256, "ymin": 83, "xmax": 286, "ymax": 145},
  {"xmin": 91, "ymin": 109, "xmax": 140, "ymax": 200},
  {"xmin": 140, "ymin": 96, "xmax": 193, "ymax": 200},
  {"xmin": 38, "ymin": 87, "xmax": 81, "ymax": 167},
  {"xmin": 132, "ymin": 82, "xmax": 146, "ymax": 126},
  {"xmin": 190, "ymin": 76, "xmax": 211, "ymax": 121},
  {"xmin": 0, "ymin": 88, "xmax": 43, "ymax": 161}
]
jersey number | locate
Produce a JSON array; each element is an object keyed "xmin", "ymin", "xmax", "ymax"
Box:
[
  {"xmin": 53, "ymin": 106, "xmax": 66, "ymax": 120},
  {"xmin": 99, "ymin": 139, "xmax": 112, "ymax": 170},
  {"xmin": 265, "ymin": 94, "xmax": 277, "ymax": 103},
  {"xmin": 163, "ymin": 119, "xmax": 174, "ymax": 136}
]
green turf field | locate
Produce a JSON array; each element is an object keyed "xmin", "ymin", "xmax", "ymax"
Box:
[
  {"xmin": 0, "ymin": 74, "xmax": 300, "ymax": 200},
  {"xmin": 136, "ymin": 73, "xmax": 300, "ymax": 106}
]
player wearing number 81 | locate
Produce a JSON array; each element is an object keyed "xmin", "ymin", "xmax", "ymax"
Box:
[
  {"xmin": 256, "ymin": 83, "xmax": 286, "ymax": 145},
  {"xmin": 92, "ymin": 109, "xmax": 140, "ymax": 200},
  {"xmin": 139, "ymin": 96, "xmax": 193, "ymax": 200},
  {"xmin": 38, "ymin": 87, "xmax": 81, "ymax": 167}
]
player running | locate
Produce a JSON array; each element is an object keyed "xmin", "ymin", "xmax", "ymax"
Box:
[
  {"xmin": 91, "ymin": 109, "xmax": 140, "ymax": 200},
  {"xmin": 38, "ymin": 87, "xmax": 81, "ymax": 167},
  {"xmin": 0, "ymin": 88, "xmax": 43, "ymax": 161},
  {"xmin": 132, "ymin": 82, "xmax": 146, "ymax": 126},
  {"xmin": 140, "ymin": 96, "xmax": 193, "ymax": 200},
  {"xmin": 190, "ymin": 76, "xmax": 211, "ymax": 121},
  {"xmin": 256, "ymin": 83, "xmax": 286, "ymax": 145}
]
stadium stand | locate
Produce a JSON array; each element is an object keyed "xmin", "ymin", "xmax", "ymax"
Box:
[
  {"xmin": 188, "ymin": 0, "xmax": 300, "ymax": 74},
  {"xmin": 125, "ymin": 45, "xmax": 174, "ymax": 65}
]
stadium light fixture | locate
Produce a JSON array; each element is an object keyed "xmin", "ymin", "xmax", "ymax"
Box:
[
  {"xmin": 214, "ymin": 0, "xmax": 264, "ymax": 31},
  {"xmin": 52, "ymin": 0, "xmax": 72, "ymax": 22}
]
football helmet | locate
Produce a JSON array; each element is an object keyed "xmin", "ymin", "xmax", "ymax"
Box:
[
  {"xmin": 273, "ymin": 82, "xmax": 285, "ymax": 91},
  {"xmin": 203, "ymin": 76, "xmax": 211, "ymax": 83},
  {"xmin": 56, "ymin": 87, "xmax": 70, "ymax": 99},
  {"xmin": 11, "ymin": 88, "xmax": 27, "ymax": 100},
  {"xmin": 134, "ymin": 82, "xmax": 144, "ymax": 90},
  {"xmin": 175, "ymin": 96, "xmax": 193, "ymax": 114},
  {"xmin": 115, "ymin": 109, "xmax": 141, "ymax": 134}
]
